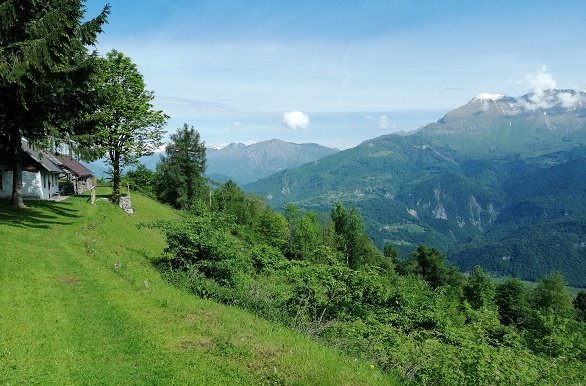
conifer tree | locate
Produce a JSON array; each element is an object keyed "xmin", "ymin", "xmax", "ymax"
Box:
[
  {"xmin": 154, "ymin": 124, "xmax": 206, "ymax": 210},
  {"xmin": 0, "ymin": 0, "xmax": 109, "ymax": 207}
]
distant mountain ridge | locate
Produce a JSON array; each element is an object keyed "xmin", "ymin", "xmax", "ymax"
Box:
[
  {"xmin": 246, "ymin": 89, "xmax": 586, "ymax": 286},
  {"xmin": 206, "ymin": 139, "xmax": 338, "ymax": 184},
  {"xmin": 85, "ymin": 139, "xmax": 338, "ymax": 183}
]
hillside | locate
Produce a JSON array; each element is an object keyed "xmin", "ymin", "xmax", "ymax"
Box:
[
  {"xmin": 0, "ymin": 191, "xmax": 392, "ymax": 385},
  {"xmin": 246, "ymin": 90, "xmax": 586, "ymax": 286}
]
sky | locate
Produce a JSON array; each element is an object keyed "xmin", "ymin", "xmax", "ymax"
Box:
[{"xmin": 84, "ymin": 0, "xmax": 586, "ymax": 149}]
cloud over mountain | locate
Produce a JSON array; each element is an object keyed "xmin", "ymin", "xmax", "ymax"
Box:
[{"xmin": 283, "ymin": 111, "xmax": 310, "ymax": 130}]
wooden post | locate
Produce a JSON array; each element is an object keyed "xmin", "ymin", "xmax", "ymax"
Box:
[{"xmin": 90, "ymin": 176, "xmax": 96, "ymax": 204}]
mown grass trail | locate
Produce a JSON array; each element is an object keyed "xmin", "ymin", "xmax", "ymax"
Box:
[{"xmin": 0, "ymin": 190, "xmax": 395, "ymax": 385}]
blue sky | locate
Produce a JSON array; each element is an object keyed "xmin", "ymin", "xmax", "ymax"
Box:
[{"xmin": 85, "ymin": 0, "xmax": 586, "ymax": 149}]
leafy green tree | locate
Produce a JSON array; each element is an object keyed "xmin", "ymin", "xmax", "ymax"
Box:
[
  {"xmin": 0, "ymin": 0, "xmax": 108, "ymax": 206},
  {"xmin": 212, "ymin": 180, "xmax": 253, "ymax": 224},
  {"xmin": 285, "ymin": 204, "xmax": 323, "ymax": 261},
  {"xmin": 495, "ymin": 278, "xmax": 529, "ymax": 326},
  {"xmin": 384, "ymin": 242, "xmax": 407, "ymax": 273},
  {"xmin": 123, "ymin": 163, "xmax": 155, "ymax": 197},
  {"xmin": 256, "ymin": 210, "xmax": 289, "ymax": 249},
  {"xmin": 83, "ymin": 50, "xmax": 167, "ymax": 203},
  {"xmin": 154, "ymin": 124, "xmax": 206, "ymax": 210},
  {"xmin": 331, "ymin": 203, "xmax": 361, "ymax": 266},
  {"xmin": 531, "ymin": 272, "xmax": 574, "ymax": 318},
  {"xmin": 330, "ymin": 202, "xmax": 387, "ymax": 269},
  {"xmin": 383, "ymin": 242, "xmax": 398, "ymax": 260},
  {"xmin": 413, "ymin": 246, "xmax": 449, "ymax": 289},
  {"xmin": 574, "ymin": 291, "xmax": 586, "ymax": 322},
  {"xmin": 463, "ymin": 266, "xmax": 495, "ymax": 309}
]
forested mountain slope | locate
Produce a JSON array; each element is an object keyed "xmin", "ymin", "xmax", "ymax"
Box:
[{"xmin": 246, "ymin": 90, "xmax": 586, "ymax": 286}]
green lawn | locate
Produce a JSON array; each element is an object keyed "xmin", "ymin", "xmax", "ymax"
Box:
[{"xmin": 0, "ymin": 189, "xmax": 395, "ymax": 385}]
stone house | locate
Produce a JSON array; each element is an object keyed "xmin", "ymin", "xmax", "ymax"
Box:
[
  {"xmin": 0, "ymin": 138, "xmax": 93, "ymax": 200},
  {"xmin": 56, "ymin": 155, "xmax": 95, "ymax": 194}
]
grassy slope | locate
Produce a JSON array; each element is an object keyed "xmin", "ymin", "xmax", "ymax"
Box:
[{"xmin": 0, "ymin": 189, "xmax": 394, "ymax": 385}]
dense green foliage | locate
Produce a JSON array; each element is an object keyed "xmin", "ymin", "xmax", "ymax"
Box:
[
  {"xmin": 123, "ymin": 162, "xmax": 156, "ymax": 197},
  {"xmin": 0, "ymin": 0, "xmax": 108, "ymax": 206},
  {"xmin": 154, "ymin": 124, "xmax": 207, "ymax": 210},
  {"xmin": 154, "ymin": 186, "xmax": 586, "ymax": 385},
  {"xmin": 79, "ymin": 49, "xmax": 167, "ymax": 203},
  {"xmin": 575, "ymin": 291, "xmax": 586, "ymax": 322}
]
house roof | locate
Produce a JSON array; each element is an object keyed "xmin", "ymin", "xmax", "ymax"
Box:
[
  {"xmin": 0, "ymin": 137, "xmax": 92, "ymax": 176},
  {"xmin": 21, "ymin": 140, "xmax": 63, "ymax": 174},
  {"xmin": 57, "ymin": 156, "xmax": 94, "ymax": 177}
]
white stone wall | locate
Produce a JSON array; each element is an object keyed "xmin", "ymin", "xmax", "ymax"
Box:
[
  {"xmin": 0, "ymin": 170, "xmax": 59, "ymax": 199},
  {"xmin": 0, "ymin": 170, "xmax": 11, "ymax": 198},
  {"xmin": 21, "ymin": 171, "xmax": 43, "ymax": 198},
  {"xmin": 37, "ymin": 172, "xmax": 59, "ymax": 199}
]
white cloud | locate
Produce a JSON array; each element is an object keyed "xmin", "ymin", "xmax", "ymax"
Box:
[
  {"xmin": 228, "ymin": 121, "xmax": 242, "ymax": 132},
  {"xmin": 523, "ymin": 66, "xmax": 557, "ymax": 110},
  {"xmin": 558, "ymin": 91, "xmax": 580, "ymax": 108},
  {"xmin": 378, "ymin": 115, "xmax": 397, "ymax": 130},
  {"xmin": 520, "ymin": 66, "xmax": 583, "ymax": 110},
  {"xmin": 364, "ymin": 114, "xmax": 397, "ymax": 130},
  {"xmin": 154, "ymin": 143, "xmax": 168, "ymax": 153},
  {"xmin": 526, "ymin": 65, "xmax": 557, "ymax": 92},
  {"xmin": 283, "ymin": 111, "xmax": 310, "ymax": 130}
]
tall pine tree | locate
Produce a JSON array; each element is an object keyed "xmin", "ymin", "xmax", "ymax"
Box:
[
  {"xmin": 0, "ymin": 0, "xmax": 109, "ymax": 207},
  {"xmin": 154, "ymin": 124, "xmax": 206, "ymax": 210}
]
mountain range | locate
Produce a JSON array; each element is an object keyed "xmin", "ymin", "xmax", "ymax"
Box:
[
  {"xmin": 205, "ymin": 139, "xmax": 338, "ymax": 184},
  {"xmin": 85, "ymin": 139, "xmax": 338, "ymax": 184},
  {"xmin": 246, "ymin": 89, "xmax": 586, "ymax": 286}
]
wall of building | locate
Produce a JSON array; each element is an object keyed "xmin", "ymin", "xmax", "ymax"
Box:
[
  {"xmin": 0, "ymin": 170, "xmax": 10, "ymax": 198},
  {"xmin": 38, "ymin": 172, "xmax": 60, "ymax": 199},
  {"xmin": 0, "ymin": 171, "xmax": 59, "ymax": 199},
  {"xmin": 21, "ymin": 171, "xmax": 42, "ymax": 198},
  {"xmin": 75, "ymin": 176, "xmax": 93, "ymax": 194}
]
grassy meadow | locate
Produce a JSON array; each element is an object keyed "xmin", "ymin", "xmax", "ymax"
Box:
[{"xmin": 0, "ymin": 188, "xmax": 395, "ymax": 385}]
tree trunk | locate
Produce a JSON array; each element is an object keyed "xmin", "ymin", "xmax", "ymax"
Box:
[
  {"xmin": 10, "ymin": 133, "xmax": 26, "ymax": 208},
  {"xmin": 111, "ymin": 151, "xmax": 121, "ymax": 204}
]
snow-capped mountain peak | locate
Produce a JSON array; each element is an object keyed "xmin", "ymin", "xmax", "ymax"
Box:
[
  {"xmin": 472, "ymin": 93, "xmax": 510, "ymax": 102},
  {"xmin": 207, "ymin": 143, "xmax": 228, "ymax": 150}
]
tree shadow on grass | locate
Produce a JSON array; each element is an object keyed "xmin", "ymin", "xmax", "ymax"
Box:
[{"xmin": 0, "ymin": 198, "xmax": 81, "ymax": 229}]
